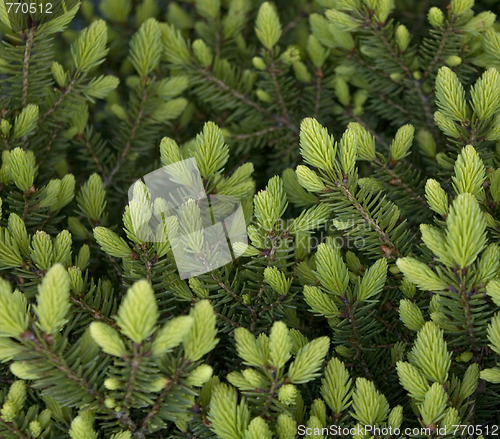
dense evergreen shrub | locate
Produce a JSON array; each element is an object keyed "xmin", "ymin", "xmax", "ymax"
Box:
[{"xmin": 1, "ymin": 0, "xmax": 500, "ymax": 437}]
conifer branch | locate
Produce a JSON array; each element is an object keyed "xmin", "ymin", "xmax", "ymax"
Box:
[
  {"xmin": 104, "ymin": 87, "xmax": 149, "ymax": 187},
  {"xmin": 367, "ymin": 21, "xmax": 413, "ymax": 79},
  {"xmin": 374, "ymin": 90, "xmax": 413, "ymax": 118},
  {"xmin": 413, "ymin": 78, "xmax": 441, "ymax": 141},
  {"xmin": 210, "ymin": 272, "xmax": 244, "ymax": 305},
  {"xmin": 37, "ymin": 122, "xmax": 63, "ymax": 167},
  {"xmin": 200, "ymin": 68, "xmax": 267, "ymax": 113},
  {"xmin": 359, "ymin": 18, "xmax": 440, "ymax": 142},
  {"xmin": 199, "ymin": 67, "xmax": 298, "ymax": 133},
  {"xmin": 250, "ymin": 234, "xmax": 281, "ymax": 332},
  {"xmin": 377, "ymin": 160, "xmax": 428, "ymax": 208},
  {"xmin": 21, "ymin": 188, "xmax": 35, "ymax": 222},
  {"xmin": 139, "ymin": 245, "xmax": 153, "ymax": 284},
  {"xmin": 137, "ymin": 361, "xmax": 187, "ymax": 435},
  {"xmin": 0, "ymin": 415, "xmax": 29, "ymax": 439},
  {"xmin": 23, "ymin": 330, "xmax": 106, "ymax": 401},
  {"xmin": 336, "ymin": 183, "xmax": 403, "ymax": 258},
  {"xmin": 345, "ymin": 107, "xmax": 390, "ymax": 150},
  {"xmin": 81, "ymin": 131, "xmax": 106, "ymax": 175},
  {"xmin": 268, "ymin": 54, "xmax": 291, "ymax": 124},
  {"xmin": 421, "ymin": 19, "xmax": 457, "ymax": 81},
  {"xmin": 345, "ymin": 105, "xmax": 434, "ymax": 195},
  {"xmin": 18, "ymin": 331, "xmax": 138, "ymax": 430},
  {"xmin": 69, "ymin": 296, "xmax": 118, "ymax": 329},
  {"xmin": 123, "ymin": 344, "xmax": 143, "ymax": 410},
  {"xmin": 215, "ymin": 310, "xmax": 241, "ymax": 328},
  {"xmin": 260, "ymin": 376, "xmax": 279, "ymax": 418}
]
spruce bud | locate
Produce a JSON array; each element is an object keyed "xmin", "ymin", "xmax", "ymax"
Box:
[
  {"xmin": 93, "ymin": 227, "xmax": 131, "ymax": 258},
  {"xmin": 69, "ymin": 416, "xmax": 98, "ymax": 439},
  {"xmin": 390, "ymin": 124, "xmax": 414, "ymax": 161},
  {"xmin": 441, "ymin": 407, "xmax": 461, "ymax": 429},
  {"xmin": 277, "ymin": 414, "xmax": 297, "ymax": 439},
  {"xmin": 10, "ymin": 362, "xmax": 40, "ymax": 380},
  {"xmin": 192, "ymin": 39, "xmax": 213, "ymax": 67},
  {"xmin": 390, "ymin": 72, "xmax": 404, "ymax": 81},
  {"xmin": 280, "ymin": 45, "xmax": 301, "ymax": 65},
  {"xmin": 264, "ymin": 266, "xmax": 291, "ymax": 295},
  {"xmin": 420, "ymin": 382, "xmax": 448, "ymax": 426},
  {"xmin": 0, "ymin": 119, "xmax": 11, "ymax": 137},
  {"xmin": 35, "ymin": 264, "xmax": 71, "ymax": 335},
  {"xmin": 104, "ymin": 378, "xmax": 121, "ymax": 390},
  {"xmin": 68, "ymin": 266, "xmax": 84, "ymax": 294},
  {"xmin": 12, "ymin": 104, "xmax": 39, "ymax": 139},
  {"xmin": 307, "ymin": 35, "xmax": 327, "ymax": 68},
  {"xmin": 428, "ymin": 7, "xmax": 444, "ymax": 28},
  {"xmin": 68, "ymin": 217, "xmax": 88, "ymax": 239},
  {"xmin": 51, "ymin": 62, "xmax": 67, "ymax": 87},
  {"xmin": 425, "ymin": 179, "xmax": 448, "ymax": 216},
  {"xmin": 115, "ymin": 279, "xmax": 158, "ymax": 343},
  {"xmin": 255, "ymin": 2, "xmax": 282, "ymax": 50},
  {"xmin": 296, "ymin": 165, "xmax": 325, "ymax": 192},
  {"xmin": 451, "ymin": 0, "xmax": 474, "ymax": 16},
  {"xmin": 89, "ymin": 322, "xmax": 126, "ymax": 357},
  {"xmin": 186, "ymin": 365, "xmax": 213, "ymax": 387},
  {"xmin": 28, "ymin": 420, "xmax": 42, "ymax": 438},
  {"xmin": 457, "ymin": 351, "xmax": 474, "ymax": 362},
  {"xmin": 399, "ymin": 299, "xmax": 425, "ymax": 330},
  {"xmin": 333, "ymin": 76, "xmax": 350, "ymax": 105},
  {"xmin": 293, "ymin": 61, "xmax": 312, "ymax": 83},
  {"xmin": 325, "ymin": 9, "xmax": 358, "ymax": 32},
  {"xmin": 110, "ymin": 104, "xmax": 128, "ymax": 121},
  {"xmin": 388, "ymin": 406, "xmax": 403, "ymax": 429},
  {"xmin": 463, "ymin": 11, "xmax": 496, "ymax": 33},
  {"xmin": 256, "ymin": 89, "xmax": 272, "ymax": 102},
  {"xmin": 445, "ymin": 55, "xmax": 462, "ymax": 66},
  {"xmin": 0, "ymin": 381, "xmax": 26, "ymax": 422},
  {"xmin": 434, "ymin": 111, "xmax": 461, "ymax": 138},
  {"xmin": 278, "ymin": 384, "xmax": 298, "ymax": 405}
]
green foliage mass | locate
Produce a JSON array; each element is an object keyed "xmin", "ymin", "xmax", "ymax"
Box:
[{"xmin": 1, "ymin": 0, "xmax": 500, "ymax": 437}]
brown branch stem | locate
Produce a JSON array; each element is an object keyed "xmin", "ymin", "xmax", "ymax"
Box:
[
  {"xmin": 104, "ymin": 87, "xmax": 148, "ymax": 187},
  {"xmin": 137, "ymin": 361, "xmax": 187, "ymax": 436},
  {"xmin": 336, "ymin": 182, "xmax": 402, "ymax": 259},
  {"xmin": 199, "ymin": 68, "xmax": 298, "ymax": 134},
  {"xmin": 69, "ymin": 296, "xmax": 118, "ymax": 329},
  {"xmin": 22, "ymin": 26, "xmax": 36, "ymax": 107}
]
